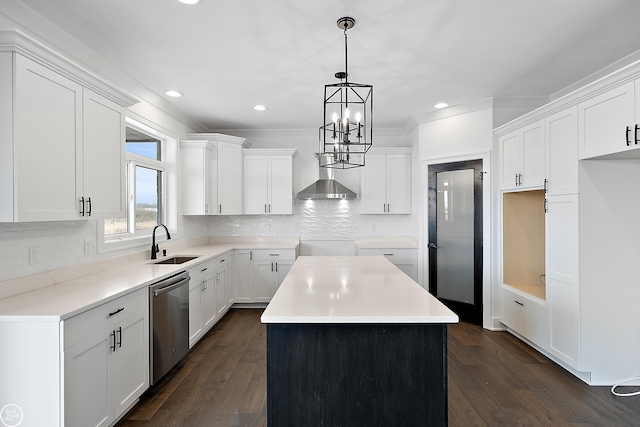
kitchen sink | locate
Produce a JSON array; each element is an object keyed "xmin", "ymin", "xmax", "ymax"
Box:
[{"xmin": 153, "ymin": 256, "xmax": 199, "ymax": 265}]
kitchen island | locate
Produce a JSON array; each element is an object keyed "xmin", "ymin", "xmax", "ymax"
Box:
[{"xmin": 261, "ymin": 256, "xmax": 458, "ymax": 427}]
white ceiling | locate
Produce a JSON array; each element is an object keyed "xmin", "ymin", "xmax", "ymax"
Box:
[{"xmin": 14, "ymin": 0, "xmax": 640, "ymax": 131}]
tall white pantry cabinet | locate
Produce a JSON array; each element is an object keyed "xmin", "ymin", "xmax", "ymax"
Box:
[{"xmin": 496, "ymin": 60, "xmax": 640, "ymax": 385}]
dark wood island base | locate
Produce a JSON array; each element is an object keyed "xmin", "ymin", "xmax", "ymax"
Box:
[{"xmin": 266, "ymin": 322, "xmax": 448, "ymax": 427}]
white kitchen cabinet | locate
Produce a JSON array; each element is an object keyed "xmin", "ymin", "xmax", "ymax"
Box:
[
  {"xmin": 243, "ymin": 149, "xmax": 297, "ymax": 215},
  {"xmin": 357, "ymin": 248, "xmax": 418, "ymax": 282},
  {"xmin": 83, "ymin": 88, "xmax": 126, "ymax": 219},
  {"xmin": 63, "ymin": 288, "xmax": 148, "ymax": 427},
  {"xmin": 545, "ymin": 106, "xmax": 579, "ymax": 195},
  {"xmin": 253, "ymin": 249, "xmax": 295, "ymax": 302},
  {"xmin": 214, "ymin": 254, "xmax": 229, "ymax": 316},
  {"xmin": 0, "ymin": 51, "xmax": 131, "ymax": 222},
  {"xmin": 185, "ymin": 133, "xmax": 250, "ymax": 216},
  {"xmin": 500, "ymin": 285, "xmax": 548, "ymax": 348},
  {"xmin": 499, "ymin": 119, "xmax": 545, "ymax": 190},
  {"xmin": 234, "ymin": 249, "xmax": 255, "ymax": 303},
  {"xmin": 361, "ymin": 148, "xmax": 412, "ymax": 214},
  {"xmin": 545, "ymin": 194, "xmax": 580, "ymax": 369},
  {"xmin": 181, "ymin": 140, "xmax": 215, "ymax": 215},
  {"xmin": 578, "ymin": 80, "xmax": 640, "ymax": 159}
]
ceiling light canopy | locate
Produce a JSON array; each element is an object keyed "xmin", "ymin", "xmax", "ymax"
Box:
[
  {"xmin": 434, "ymin": 102, "xmax": 449, "ymax": 109},
  {"xmin": 319, "ymin": 17, "xmax": 373, "ymax": 169},
  {"xmin": 166, "ymin": 90, "xmax": 183, "ymax": 98},
  {"xmin": 178, "ymin": 0, "xmax": 200, "ymax": 4},
  {"xmin": 253, "ymin": 105, "xmax": 267, "ymax": 111}
]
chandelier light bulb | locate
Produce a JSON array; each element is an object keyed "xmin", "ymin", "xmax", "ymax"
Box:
[
  {"xmin": 355, "ymin": 111, "xmax": 361, "ymax": 123},
  {"xmin": 344, "ymin": 108, "xmax": 350, "ymax": 119}
]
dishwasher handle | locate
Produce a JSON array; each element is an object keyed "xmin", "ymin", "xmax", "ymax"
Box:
[
  {"xmin": 151, "ymin": 271, "xmax": 190, "ymax": 297},
  {"xmin": 153, "ymin": 277, "xmax": 189, "ymax": 297}
]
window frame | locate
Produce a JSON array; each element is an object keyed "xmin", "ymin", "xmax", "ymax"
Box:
[{"xmin": 98, "ymin": 116, "xmax": 178, "ymax": 254}]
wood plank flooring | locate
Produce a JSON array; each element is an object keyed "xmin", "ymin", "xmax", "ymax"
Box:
[{"xmin": 116, "ymin": 308, "xmax": 640, "ymax": 427}]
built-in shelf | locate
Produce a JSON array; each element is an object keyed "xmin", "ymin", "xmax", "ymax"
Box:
[{"xmin": 502, "ymin": 190, "xmax": 546, "ymax": 300}]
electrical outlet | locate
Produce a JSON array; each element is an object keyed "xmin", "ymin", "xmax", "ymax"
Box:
[
  {"xmin": 29, "ymin": 247, "xmax": 39, "ymax": 265},
  {"xmin": 84, "ymin": 239, "xmax": 96, "ymax": 255}
]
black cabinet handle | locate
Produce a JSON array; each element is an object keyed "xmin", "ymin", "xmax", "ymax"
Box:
[
  {"xmin": 111, "ymin": 330, "xmax": 117, "ymax": 352},
  {"xmin": 271, "ymin": 262, "xmax": 274, "ymax": 272},
  {"xmin": 219, "ymin": 204, "xmax": 222, "ymax": 214},
  {"xmin": 544, "ymin": 199, "xmax": 548, "ymax": 213},
  {"xmin": 87, "ymin": 197, "xmax": 92, "ymax": 216},
  {"xmin": 275, "ymin": 262, "xmax": 278, "ymax": 272},
  {"xmin": 635, "ymin": 124, "xmax": 639, "ymax": 145},
  {"xmin": 544, "ymin": 179, "xmax": 548, "ymax": 193},
  {"xmin": 514, "ymin": 300, "xmax": 524, "ymax": 307},
  {"xmin": 117, "ymin": 326, "xmax": 122, "ymax": 348},
  {"xmin": 80, "ymin": 197, "xmax": 85, "ymax": 216},
  {"xmin": 626, "ymin": 126, "xmax": 631, "ymax": 146},
  {"xmin": 109, "ymin": 307, "xmax": 125, "ymax": 317}
]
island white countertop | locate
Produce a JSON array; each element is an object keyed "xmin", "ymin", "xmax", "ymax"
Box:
[{"xmin": 261, "ymin": 256, "xmax": 458, "ymax": 324}]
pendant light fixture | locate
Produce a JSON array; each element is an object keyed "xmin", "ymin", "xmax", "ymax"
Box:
[{"xmin": 319, "ymin": 17, "xmax": 373, "ymax": 169}]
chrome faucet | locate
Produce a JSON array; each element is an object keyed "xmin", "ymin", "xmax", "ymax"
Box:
[{"xmin": 151, "ymin": 224, "xmax": 171, "ymax": 259}]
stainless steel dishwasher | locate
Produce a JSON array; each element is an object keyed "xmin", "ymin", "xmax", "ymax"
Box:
[{"xmin": 149, "ymin": 270, "xmax": 190, "ymax": 385}]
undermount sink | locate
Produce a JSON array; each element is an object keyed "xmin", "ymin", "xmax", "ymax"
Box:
[{"xmin": 153, "ymin": 256, "xmax": 198, "ymax": 265}]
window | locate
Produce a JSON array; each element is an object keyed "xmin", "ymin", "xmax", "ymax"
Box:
[{"xmin": 100, "ymin": 117, "xmax": 177, "ymax": 252}]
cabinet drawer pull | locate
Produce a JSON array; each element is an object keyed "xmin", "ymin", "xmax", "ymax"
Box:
[
  {"xmin": 80, "ymin": 196, "xmax": 85, "ymax": 216},
  {"xmin": 275, "ymin": 262, "xmax": 278, "ymax": 272},
  {"xmin": 269, "ymin": 253, "xmax": 280, "ymax": 256},
  {"xmin": 117, "ymin": 326, "xmax": 122, "ymax": 348},
  {"xmin": 271, "ymin": 262, "xmax": 274, "ymax": 272},
  {"xmin": 201, "ymin": 267, "xmax": 208, "ymax": 272},
  {"xmin": 109, "ymin": 307, "xmax": 125, "ymax": 317},
  {"xmin": 514, "ymin": 300, "xmax": 524, "ymax": 306},
  {"xmin": 383, "ymin": 253, "xmax": 394, "ymax": 256},
  {"xmin": 87, "ymin": 197, "xmax": 92, "ymax": 217},
  {"xmin": 635, "ymin": 124, "xmax": 639, "ymax": 145}
]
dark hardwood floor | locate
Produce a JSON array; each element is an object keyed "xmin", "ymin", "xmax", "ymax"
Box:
[{"xmin": 116, "ymin": 308, "xmax": 640, "ymax": 427}]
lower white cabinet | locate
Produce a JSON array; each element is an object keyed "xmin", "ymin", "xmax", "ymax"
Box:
[
  {"xmin": 188, "ymin": 252, "xmax": 233, "ymax": 348},
  {"xmin": 500, "ymin": 285, "xmax": 548, "ymax": 349},
  {"xmin": 357, "ymin": 248, "xmax": 418, "ymax": 282},
  {"xmin": 233, "ymin": 248, "xmax": 296, "ymax": 303},
  {"xmin": 63, "ymin": 288, "xmax": 149, "ymax": 427},
  {"xmin": 253, "ymin": 250, "xmax": 294, "ymax": 302}
]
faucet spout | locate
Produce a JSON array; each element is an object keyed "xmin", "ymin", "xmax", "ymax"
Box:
[{"xmin": 151, "ymin": 224, "xmax": 171, "ymax": 259}]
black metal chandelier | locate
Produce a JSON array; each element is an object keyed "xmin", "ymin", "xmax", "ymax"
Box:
[{"xmin": 319, "ymin": 17, "xmax": 373, "ymax": 169}]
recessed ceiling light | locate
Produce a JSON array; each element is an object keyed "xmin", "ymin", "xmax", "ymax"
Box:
[
  {"xmin": 253, "ymin": 105, "xmax": 267, "ymax": 111},
  {"xmin": 166, "ymin": 90, "xmax": 183, "ymax": 98},
  {"xmin": 434, "ymin": 102, "xmax": 448, "ymax": 109},
  {"xmin": 178, "ymin": 0, "xmax": 199, "ymax": 4}
]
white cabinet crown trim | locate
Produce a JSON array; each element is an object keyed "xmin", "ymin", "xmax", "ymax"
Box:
[
  {"xmin": 0, "ymin": 29, "xmax": 138, "ymax": 107},
  {"xmin": 242, "ymin": 148, "xmax": 298, "ymax": 157}
]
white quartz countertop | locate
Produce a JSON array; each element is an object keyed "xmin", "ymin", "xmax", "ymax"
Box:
[
  {"xmin": 261, "ymin": 256, "xmax": 458, "ymax": 324},
  {"xmin": 0, "ymin": 240, "xmax": 299, "ymax": 322}
]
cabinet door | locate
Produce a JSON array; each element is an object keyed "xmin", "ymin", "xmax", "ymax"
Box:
[
  {"xmin": 201, "ymin": 273, "xmax": 217, "ymax": 331},
  {"xmin": 244, "ymin": 155, "xmax": 268, "ymax": 214},
  {"xmin": 578, "ymin": 81, "xmax": 636, "ymax": 159},
  {"xmin": 254, "ymin": 261, "xmax": 275, "ymax": 302},
  {"xmin": 545, "ymin": 107, "xmax": 579, "ymax": 195},
  {"xmin": 361, "ymin": 154, "xmax": 387, "ymax": 213},
  {"xmin": 520, "ymin": 120, "xmax": 545, "ymax": 188},
  {"xmin": 181, "ymin": 143, "xmax": 213, "ymax": 215},
  {"xmin": 83, "ymin": 89, "xmax": 125, "ymax": 219},
  {"xmin": 15, "ymin": 54, "xmax": 83, "ymax": 221},
  {"xmin": 275, "ymin": 261, "xmax": 293, "ymax": 291},
  {"xmin": 546, "ymin": 194, "xmax": 580, "ymax": 369},
  {"xmin": 499, "ymin": 132, "xmax": 521, "ymax": 190},
  {"xmin": 218, "ymin": 141, "xmax": 243, "ymax": 214},
  {"xmin": 269, "ymin": 156, "xmax": 294, "ymax": 214},
  {"xmin": 64, "ymin": 332, "xmax": 111, "ymax": 427},
  {"xmin": 386, "ymin": 154, "xmax": 411, "ymax": 214},
  {"xmin": 234, "ymin": 250, "xmax": 254, "ymax": 302},
  {"xmin": 112, "ymin": 309, "xmax": 149, "ymax": 418},
  {"xmin": 215, "ymin": 261, "xmax": 228, "ymax": 316},
  {"xmin": 188, "ymin": 281, "xmax": 203, "ymax": 347}
]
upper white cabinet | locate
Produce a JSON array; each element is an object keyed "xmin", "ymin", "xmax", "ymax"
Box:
[
  {"xmin": 578, "ymin": 80, "xmax": 640, "ymax": 159},
  {"xmin": 0, "ymin": 32, "xmax": 136, "ymax": 222},
  {"xmin": 499, "ymin": 119, "xmax": 545, "ymax": 190},
  {"xmin": 243, "ymin": 149, "xmax": 297, "ymax": 215},
  {"xmin": 545, "ymin": 106, "xmax": 579, "ymax": 195},
  {"xmin": 361, "ymin": 148, "xmax": 412, "ymax": 214},
  {"xmin": 181, "ymin": 140, "xmax": 214, "ymax": 215},
  {"xmin": 184, "ymin": 133, "xmax": 250, "ymax": 216}
]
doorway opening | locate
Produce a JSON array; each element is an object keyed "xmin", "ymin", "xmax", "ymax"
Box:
[{"xmin": 428, "ymin": 159, "xmax": 483, "ymax": 325}]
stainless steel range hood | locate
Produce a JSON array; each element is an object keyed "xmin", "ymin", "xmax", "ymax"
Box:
[{"xmin": 296, "ymin": 154, "xmax": 357, "ymax": 200}]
